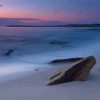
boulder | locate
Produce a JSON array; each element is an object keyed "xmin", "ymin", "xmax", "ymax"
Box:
[
  {"xmin": 49, "ymin": 58, "xmax": 83, "ymax": 64},
  {"xmin": 47, "ymin": 56, "xmax": 96, "ymax": 86}
]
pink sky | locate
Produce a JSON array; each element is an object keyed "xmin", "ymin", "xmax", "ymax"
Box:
[{"xmin": 0, "ymin": 0, "xmax": 100, "ymax": 24}]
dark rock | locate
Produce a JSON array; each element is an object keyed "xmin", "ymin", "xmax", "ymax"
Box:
[
  {"xmin": 49, "ymin": 58, "xmax": 83, "ymax": 64},
  {"xmin": 2, "ymin": 49, "xmax": 13, "ymax": 56},
  {"xmin": 47, "ymin": 56, "xmax": 96, "ymax": 86},
  {"xmin": 49, "ymin": 40, "xmax": 69, "ymax": 45}
]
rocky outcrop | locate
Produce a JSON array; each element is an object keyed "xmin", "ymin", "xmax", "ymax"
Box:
[
  {"xmin": 49, "ymin": 58, "xmax": 83, "ymax": 64},
  {"xmin": 47, "ymin": 56, "xmax": 96, "ymax": 86},
  {"xmin": 1, "ymin": 49, "xmax": 13, "ymax": 56}
]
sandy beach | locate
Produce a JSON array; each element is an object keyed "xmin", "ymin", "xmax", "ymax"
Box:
[{"xmin": 0, "ymin": 53, "xmax": 100, "ymax": 100}]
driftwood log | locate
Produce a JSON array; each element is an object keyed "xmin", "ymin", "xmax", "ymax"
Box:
[{"xmin": 47, "ymin": 56, "xmax": 96, "ymax": 86}]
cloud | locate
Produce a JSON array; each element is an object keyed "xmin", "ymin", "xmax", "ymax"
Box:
[
  {"xmin": 0, "ymin": 18, "xmax": 42, "ymax": 26},
  {"xmin": 44, "ymin": 20, "xmax": 65, "ymax": 25},
  {"xmin": 0, "ymin": 5, "xmax": 3, "ymax": 6},
  {"xmin": 19, "ymin": 18, "xmax": 42, "ymax": 24},
  {"xmin": 0, "ymin": 18, "xmax": 66, "ymax": 26}
]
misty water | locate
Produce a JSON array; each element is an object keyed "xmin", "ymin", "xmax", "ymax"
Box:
[{"xmin": 0, "ymin": 27, "xmax": 100, "ymax": 81}]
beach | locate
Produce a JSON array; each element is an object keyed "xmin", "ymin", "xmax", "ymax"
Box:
[
  {"xmin": 0, "ymin": 27, "xmax": 100, "ymax": 100},
  {"xmin": 0, "ymin": 54, "xmax": 100, "ymax": 100}
]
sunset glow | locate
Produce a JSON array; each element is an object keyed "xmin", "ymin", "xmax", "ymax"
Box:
[{"xmin": 0, "ymin": 0, "xmax": 100, "ymax": 24}]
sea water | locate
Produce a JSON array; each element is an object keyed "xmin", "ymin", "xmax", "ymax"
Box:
[{"xmin": 0, "ymin": 27, "xmax": 100, "ymax": 81}]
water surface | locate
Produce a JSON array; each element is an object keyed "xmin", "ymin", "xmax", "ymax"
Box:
[{"xmin": 0, "ymin": 27, "xmax": 100, "ymax": 81}]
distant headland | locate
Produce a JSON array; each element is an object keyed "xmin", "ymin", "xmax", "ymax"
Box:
[{"xmin": 7, "ymin": 24, "xmax": 100, "ymax": 27}]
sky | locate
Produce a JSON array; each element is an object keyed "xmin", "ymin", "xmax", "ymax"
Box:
[{"xmin": 0, "ymin": 0, "xmax": 100, "ymax": 25}]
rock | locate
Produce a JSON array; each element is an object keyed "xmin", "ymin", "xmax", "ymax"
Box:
[
  {"xmin": 49, "ymin": 58, "xmax": 83, "ymax": 64},
  {"xmin": 2, "ymin": 49, "xmax": 13, "ymax": 56},
  {"xmin": 47, "ymin": 56, "xmax": 96, "ymax": 86},
  {"xmin": 49, "ymin": 40, "xmax": 69, "ymax": 45}
]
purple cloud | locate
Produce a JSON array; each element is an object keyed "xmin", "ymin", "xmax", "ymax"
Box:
[{"xmin": 0, "ymin": 18, "xmax": 66, "ymax": 26}]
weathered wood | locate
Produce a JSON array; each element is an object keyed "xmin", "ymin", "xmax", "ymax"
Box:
[{"xmin": 47, "ymin": 56, "xmax": 96, "ymax": 85}]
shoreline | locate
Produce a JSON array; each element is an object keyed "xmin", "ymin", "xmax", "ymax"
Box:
[
  {"xmin": 0, "ymin": 40, "xmax": 99, "ymax": 83},
  {"xmin": 0, "ymin": 27, "xmax": 100, "ymax": 100},
  {"xmin": 0, "ymin": 49, "xmax": 99, "ymax": 100},
  {"xmin": 0, "ymin": 56, "xmax": 100, "ymax": 100},
  {"xmin": 7, "ymin": 24, "xmax": 100, "ymax": 27}
]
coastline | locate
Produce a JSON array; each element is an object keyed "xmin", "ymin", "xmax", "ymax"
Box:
[
  {"xmin": 7, "ymin": 24, "xmax": 100, "ymax": 27},
  {"xmin": 0, "ymin": 43, "xmax": 100, "ymax": 100},
  {"xmin": 0, "ymin": 55, "xmax": 100, "ymax": 100},
  {"xmin": 0, "ymin": 27, "xmax": 100, "ymax": 100}
]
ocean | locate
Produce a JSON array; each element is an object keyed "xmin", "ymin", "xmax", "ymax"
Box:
[{"xmin": 0, "ymin": 27, "xmax": 100, "ymax": 81}]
